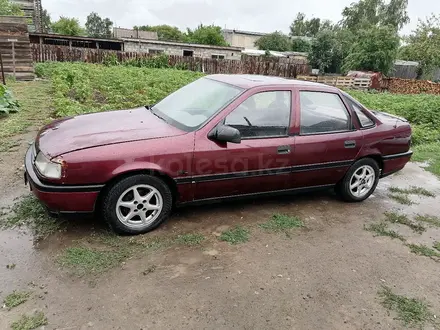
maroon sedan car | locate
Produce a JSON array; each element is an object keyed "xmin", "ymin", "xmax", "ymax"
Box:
[{"xmin": 25, "ymin": 75, "xmax": 412, "ymax": 234}]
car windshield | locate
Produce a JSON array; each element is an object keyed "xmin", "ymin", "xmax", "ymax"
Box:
[{"xmin": 151, "ymin": 77, "xmax": 243, "ymax": 131}]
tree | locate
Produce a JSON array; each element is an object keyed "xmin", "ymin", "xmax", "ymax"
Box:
[
  {"xmin": 186, "ymin": 24, "xmax": 228, "ymax": 46},
  {"xmin": 308, "ymin": 30, "xmax": 338, "ymax": 73},
  {"xmin": 342, "ymin": 25, "xmax": 400, "ymax": 74},
  {"xmin": 0, "ymin": 0, "xmax": 24, "ymax": 16},
  {"xmin": 85, "ymin": 12, "xmax": 113, "ymax": 38},
  {"xmin": 398, "ymin": 14, "xmax": 440, "ymax": 78},
  {"xmin": 51, "ymin": 17, "xmax": 84, "ymax": 36},
  {"xmin": 341, "ymin": 0, "xmax": 409, "ymax": 31},
  {"xmin": 255, "ymin": 31, "xmax": 291, "ymax": 52},
  {"xmin": 41, "ymin": 9, "xmax": 52, "ymax": 33},
  {"xmin": 134, "ymin": 25, "xmax": 185, "ymax": 42},
  {"xmin": 289, "ymin": 12, "xmax": 333, "ymax": 37},
  {"xmin": 291, "ymin": 38, "xmax": 311, "ymax": 52}
]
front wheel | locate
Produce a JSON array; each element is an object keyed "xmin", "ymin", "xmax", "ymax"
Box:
[
  {"xmin": 338, "ymin": 158, "xmax": 380, "ymax": 202},
  {"xmin": 102, "ymin": 174, "xmax": 173, "ymax": 235}
]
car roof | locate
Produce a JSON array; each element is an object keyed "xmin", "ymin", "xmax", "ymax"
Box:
[{"xmin": 206, "ymin": 74, "xmax": 339, "ymax": 91}]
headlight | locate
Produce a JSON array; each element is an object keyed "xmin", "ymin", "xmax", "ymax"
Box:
[{"xmin": 34, "ymin": 152, "xmax": 63, "ymax": 179}]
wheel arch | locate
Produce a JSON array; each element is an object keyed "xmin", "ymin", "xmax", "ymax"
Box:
[{"xmin": 94, "ymin": 169, "xmax": 179, "ymax": 214}]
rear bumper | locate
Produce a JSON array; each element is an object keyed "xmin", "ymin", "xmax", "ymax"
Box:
[
  {"xmin": 24, "ymin": 146, "xmax": 102, "ymax": 213},
  {"xmin": 381, "ymin": 150, "xmax": 413, "ymax": 178}
]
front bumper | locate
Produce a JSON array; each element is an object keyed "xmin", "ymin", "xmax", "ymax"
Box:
[{"xmin": 24, "ymin": 145, "xmax": 103, "ymax": 213}]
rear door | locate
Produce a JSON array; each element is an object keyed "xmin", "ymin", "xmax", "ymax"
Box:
[{"xmin": 292, "ymin": 89, "xmax": 363, "ymax": 188}]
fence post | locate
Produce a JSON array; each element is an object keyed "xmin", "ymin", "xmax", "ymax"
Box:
[{"xmin": 0, "ymin": 52, "xmax": 5, "ymax": 85}]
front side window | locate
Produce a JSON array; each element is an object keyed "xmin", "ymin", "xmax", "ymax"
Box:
[
  {"xmin": 225, "ymin": 91, "xmax": 291, "ymax": 138},
  {"xmin": 300, "ymin": 91, "xmax": 350, "ymax": 135},
  {"xmin": 152, "ymin": 78, "xmax": 243, "ymax": 131}
]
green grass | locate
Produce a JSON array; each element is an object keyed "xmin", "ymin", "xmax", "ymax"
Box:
[
  {"xmin": 0, "ymin": 80, "xmax": 53, "ymax": 151},
  {"xmin": 378, "ymin": 286, "xmax": 435, "ymax": 328},
  {"xmin": 414, "ymin": 214, "xmax": 440, "ymax": 228},
  {"xmin": 412, "ymin": 143, "xmax": 440, "ymax": 178},
  {"xmin": 10, "ymin": 311, "xmax": 48, "ymax": 330},
  {"xmin": 58, "ymin": 246, "xmax": 130, "ymax": 276},
  {"xmin": 389, "ymin": 186, "xmax": 435, "ymax": 197},
  {"xmin": 384, "ymin": 212, "xmax": 426, "ymax": 233},
  {"xmin": 219, "ymin": 226, "xmax": 250, "ymax": 245},
  {"xmin": 388, "ymin": 193, "xmax": 414, "ymax": 205},
  {"xmin": 364, "ymin": 222, "xmax": 405, "ymax": 241},
  {"xmin": 174, "ymin": 233, "xmax": 205, "ymax": 246},
  {"xmin": 433, "ymin": 242, "xmax": 440, "ymax": 252},
  {"xmin": 259, "ymin": 214, "xmax": 304, "ymax": 232},
  {"xmin": 407, "ymin": 244, "xmax": 440, "ymax": 258},
  {"xmin": 3, "ymin": 291, "xmax": 31, "ymax": 309},
  {"xmin": 1, "ymin": 195, "xmax": 61, "ymax": 239}
]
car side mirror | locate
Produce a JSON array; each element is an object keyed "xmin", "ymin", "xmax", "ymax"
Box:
[{"xmin": 208, "ymin": 124, "xmax": 241, "ymax": 144}]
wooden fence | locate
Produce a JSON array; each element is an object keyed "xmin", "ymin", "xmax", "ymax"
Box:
[
  {"xmin": 297, "ymin": 75, "xmax": 371, "ymax": 89},
  {"xmin": 31, "ymin": 44, "xmax": 311, "ymax": 77}
]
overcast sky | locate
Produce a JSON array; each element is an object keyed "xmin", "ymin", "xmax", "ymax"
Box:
[{"xmin": 42, "ymin": 0, "xmax": 439, "ymax": 35}]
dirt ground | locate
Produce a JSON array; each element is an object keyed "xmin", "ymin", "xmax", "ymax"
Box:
[{"xmin": 1, "ymin": 129, "xmax": 440, "ymax": 330}]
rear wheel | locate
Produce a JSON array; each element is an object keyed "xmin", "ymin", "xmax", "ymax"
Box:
[
  {"xmin": 338, "ymin": 158, "xmax": 380, "ymax": 202},
  {"xmin": 102, "ymin": 174, "xmax": 172, "ymax": 235}
]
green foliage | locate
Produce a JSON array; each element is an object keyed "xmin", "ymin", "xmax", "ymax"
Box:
[
  {"xmin": 364, "ymin": 222, "xmax": 406, "ymax": 241},
  {"xmin": 174, "ymin": 233, "xmax": 205, "ymax": 246},
  {"xmin": 291, "ymin": 38, "xmax": 311, "ymax": 52},
  {"xmin": 135, "ymin": 25, "xmax": 186, "ymax": 42},
  {"xmin": 412, "ymin": 143, "xmax": 440, "ymax": 177},
  {"xmin": 260, "ymin": 214, "xmax": 304, "ymax": 231},
  {"xmin": 51, "ymin": 16, "xmax": 84, "ymax": 36},
  {"xmin": 41, "ymin": 9, "xmax": 52, "ymax": 33},
  {"xmin": 186, "ymin": 24, "xmax": 228, "ymax": 46},
  {"xmin": 341, "ymin": 0, "xmax": 409, "ymax": 31},
  {"xmin": 11, "ymin": 311, "xmax": 48, "ymax": 330},
  {"xmin": 407, "ymin": 244, "xmax": 440, "ymax": 258},
  {"xmin": 383, "ymin": 211, "xmax": 425, "ymax": 233},
  {"xmin": 308, "ymin": 30, "xmax": 337, "ymax": 73},
  {"xmin": 0, "ymin": 84, "xmax": 20, "ymax": 115},
  {"xmin": 34, "ymin": 62, "xmax": 203, "ymax": 117},
  {"xmin": 0, "ymin": 0, "xmax": 24, "ymax": 16},
  {"xmin": 388, "ymin": 186, "xmax": 435, "ymax": 197},
  {"xmin": 342, "ymin": 25, "xmax": 400, "ymax": 74},
  {"xmin": 3, "ymin": 291, "xmax": 31, "ymax": 309},
  {"xmin": 398, "ymin": 15, "xmax": 440, "ymax": 79},
  {"xmin": 289, "ymin": 12, "xmax": 333, "ymax": 37},
  {"xmin": 388, "ymin": 193, "xmax": 414, "ymax": 205},
  {"xmin": 85, "ymin": 12, "xmax": 113, "ymax": 38},
  {"xmin": 102, "ymin": 53, "xmax": 120, "ymax": 66},
  {"xmin": 414, "ymin": 214, "xmax": 440, "ymax": 227},
  {"xmin": 123, "ymin": 54, "xmax": 170, "ymax": 68},
  {"xmin": 219, "ymin": 226, "xmax": 250, "ymax": 245},
  {"xmin": 255, "ymin": 31, "xmax": 291, "ymax": 52},
  {"xmin": 378, "ymin": 286, "xmax": 435, "ymax": 328}
]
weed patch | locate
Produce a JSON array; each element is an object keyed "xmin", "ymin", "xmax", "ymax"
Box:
[
  {"xmin": 414, "ymin": 214, "xmax": 440, "ymax": 227},
  {"xmin": 11, "ymin": 311, "xmax": 47, "ymax": 330},
  {"xmin": 412, "ymin": 143, "xmax": 440, "ymax": 178},
  {"xmin": 384, "ymin": 212, "xmax": 425, "ymax": 233},
  {"xmin": 389, "ymin": 186, "xmax": 435, "ymax": 197},
  {"xmin": 259, "ymin": 214, "xmax": 304, "ymax": 232},
  {"xmin": 364, "ymin": 222, "xmax": 405, "ymax": 241},
  {"xmin": 433, "ymin": 242, "xmax": 440, "ymax": 252},
  {"xmin": 219, "ymin": 226, "xmax": 250, "ymax": 245},
  {"xmin": 1, "ymin": 195, "xmax": 61, "ymax": 239},
  {"xmin": 388, "ymin": 193, "xmax": 414, "ymax": 205},
  {"xmin": 378, "ymin": 286, "xmax": 435, "ymax": 328},
  {"xmin": 174, "ymin": 233, "xmax": 205, "ymax": 246},
  {"xmin": 3, "ymin": 291, "xmax": 31, "ymax": 309},
  {"xmin": 407, "ymin": 244, "xmax": 440, "ymax": 259}
]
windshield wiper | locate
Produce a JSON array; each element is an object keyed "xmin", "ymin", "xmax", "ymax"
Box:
[{"xmin": 149, "ymin": 107, "xmax": 167, "ymax": 123}]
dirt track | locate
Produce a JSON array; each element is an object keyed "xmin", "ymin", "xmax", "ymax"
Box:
[{"xmin": 1, "ymin": 132, "xmax": 440, "ymax": 330}]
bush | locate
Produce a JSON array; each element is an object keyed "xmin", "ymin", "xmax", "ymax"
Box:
[
  {"xmin": 0, "ymin": 84, "xmax": 20, "ymax": 115},
  {"xmin": 123, "ymin": 54, "xmax": 170, "ymax": 69}
]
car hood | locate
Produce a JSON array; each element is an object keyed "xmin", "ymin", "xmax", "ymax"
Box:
[{"xmin": 36, "ymin": 107, "xmax": 186, "ymax": 157}]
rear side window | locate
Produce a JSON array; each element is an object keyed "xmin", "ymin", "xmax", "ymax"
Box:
[
  {"xmin": 351, "ymin": 102, "xmax": 374, "ymax": 128},
  {"xmin": 300, "ymin": 91, "xmax": 350, "ymax": 135}
]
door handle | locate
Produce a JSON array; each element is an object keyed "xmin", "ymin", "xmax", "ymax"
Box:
[
  {"xmin": 277, "ymin": 145, "xmax": 291, "ymax": 154},
  {"xmin": 344, "ymin": 140, "xmax": 356, "ymax": 148}
]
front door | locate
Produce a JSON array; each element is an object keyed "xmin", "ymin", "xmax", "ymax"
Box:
[
  {"xmin": 292, "ymin": 90, "xmax": 363, "ymax": 188},
  {"xmin": 192, "ymin": 89, "xmax": 295, "ymax": 201}
]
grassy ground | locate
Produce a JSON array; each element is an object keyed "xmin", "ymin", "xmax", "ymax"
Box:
[
  {"xmin": 0, "ymin": 80, "xmax": 53, "ymax": 152},
  {"xmin": 3, "ymin": 291, "xmax": 31, "ymax": 310},
  {"xmin": 10, "ymin": 311, "xmax": 47, "ymax": 330},
  {"xmin": 412, "ymin": 143, "xmax": 440, "ymax": 177}
]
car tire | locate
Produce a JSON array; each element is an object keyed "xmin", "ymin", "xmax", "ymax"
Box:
[
  {"xmin": 102, "ymin": 174, "xmax": 173, "ymax": 235},
  {"xmin": 338, "ymin": 158, "xmax": 380, "ymax": 202}
]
